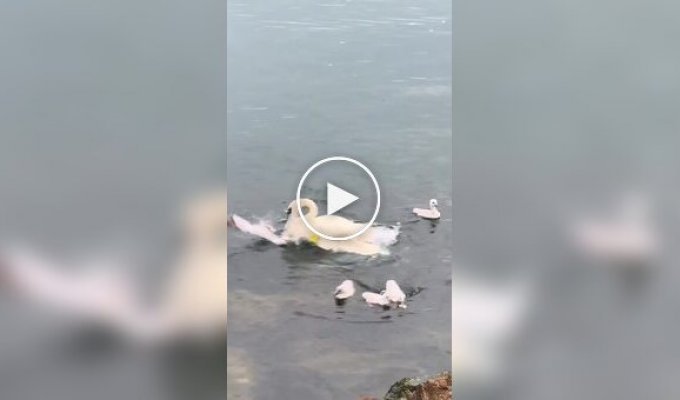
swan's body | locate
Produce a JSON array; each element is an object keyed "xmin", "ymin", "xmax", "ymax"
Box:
[
  {"xmin": 283, "ymin": 199, "xmax": 399, "ymax": 256},
  {"xmin": 384, "ymin": 279, "xmax": 406, "ymax": 307},
  {"xmin": 334, "ymin": 280, "xmax": 355, "ymax": 300},
  {"xmin": 362, "ymin": 291, "xmax": 389, "ymax": 307},
  {"xmin": 570, "ymin": 193, "xmax": 658, "ymax": 264},
  {"xmin": 413, "ymin": 198, "xmax": 441, "ymax": 220}
]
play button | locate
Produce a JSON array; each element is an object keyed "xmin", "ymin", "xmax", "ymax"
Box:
[
  {"xmin": 296, "ymin": 156, "xmax": 381, "ymax": 241},
  {"xmin": 326, "ymin": 182, "xmax": 359, "ymax": 215}
]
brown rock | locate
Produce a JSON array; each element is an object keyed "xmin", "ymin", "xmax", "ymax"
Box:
[{"xmin": 384, "ymin": 371, "xmax": 452, "ymax": 400}]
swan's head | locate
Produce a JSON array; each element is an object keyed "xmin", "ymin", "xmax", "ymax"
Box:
[
  {"xmin": 430, "ymin": 199, "xmax": 439, "ymax": 209},
  {"xmin": 286, "ymin": 198, "xmax": 317, "ymax": 218}
]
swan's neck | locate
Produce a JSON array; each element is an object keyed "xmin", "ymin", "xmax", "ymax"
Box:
[{"xmin": 299, "ymin": 199, "xmax": 319, "ymax": 219}]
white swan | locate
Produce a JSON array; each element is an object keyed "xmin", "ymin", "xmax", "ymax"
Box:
[
  {"xmin": 570, "ymin": 192, "xmax": 658, "ymax": 265},
  {"xmin": 334, "ymin": 279, "xmax": 355, "ymax": 300},
  {"xmin": 384, "ymin": 279, "xmax": 407, "ymax": 308},
  {"xmin": 282, "ymin": 198, "xmax": 399, "ymax": 256},
  {"xmin": 413, "ymin": 198, "xmax": 441, "ymax": 220}
]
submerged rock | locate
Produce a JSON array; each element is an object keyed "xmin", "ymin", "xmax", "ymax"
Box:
[{"xmin": 383, "ymin": 371, "xmax": 452, "ymax": 400}]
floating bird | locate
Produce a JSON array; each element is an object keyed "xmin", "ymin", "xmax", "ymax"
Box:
[
  {"xmin": 362, "ymin": 291, "xmax": 390, "ymax": 308},
  {"xmin": 334, "ymin": 280, "xmax": 355, "ymax": 305},
  {"xmin": 229, "ymin": 199, "xmax": 399, "ymax": 256},
  {"xmin": 282, "ymin": 198, "xmax": 399, "ymax": 256},
  {"xmin": 570, "ymin": 192, "xmax": 658, "ymax": 265},
  {"xmin": 384, "ymin": 279, "xmax": 407, "ymax": 308},
  {"xmin": 413, "ymin": 199, "xmax": 441, "ymax": 220}
]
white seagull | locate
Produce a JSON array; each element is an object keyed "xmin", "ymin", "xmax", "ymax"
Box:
[{"xmin": 413, "ymin": 199, "xmax": 441, "ymax": 220}]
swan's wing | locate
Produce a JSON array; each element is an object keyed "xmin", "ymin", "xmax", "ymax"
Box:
[
  {"xmin": 231, "ymin": 214, "xmax": 286, "ymax": 245},
  {"xmin": 413, "ymin": 208, "xmax": 440, "ymax": 219},
  {"xmin": 413, "ymin": 207, "xmax": 427, "ymax": 215}
]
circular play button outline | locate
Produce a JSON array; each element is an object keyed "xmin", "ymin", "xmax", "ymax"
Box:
[{"xmin": 296, "ymin": 156, "xmax": 381, "ymax": 241}]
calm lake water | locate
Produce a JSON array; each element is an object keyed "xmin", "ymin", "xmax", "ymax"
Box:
[{"xmin": 226, "ymin": 0, "xmax": 452, "ymax": 398}]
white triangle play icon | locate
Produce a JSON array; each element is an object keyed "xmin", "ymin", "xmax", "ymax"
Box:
[{"xmin": 326, "ymin": 182, "xmax": 359, "ymax": 216}]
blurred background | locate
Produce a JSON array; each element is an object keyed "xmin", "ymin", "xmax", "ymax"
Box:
[
  {"xmin": 455, "ymin": 0, "xmax": 680, "ymax": 398},
  {"xmin": 0, "ymin": 1, "xmax": 226, "ymax": 399}
]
